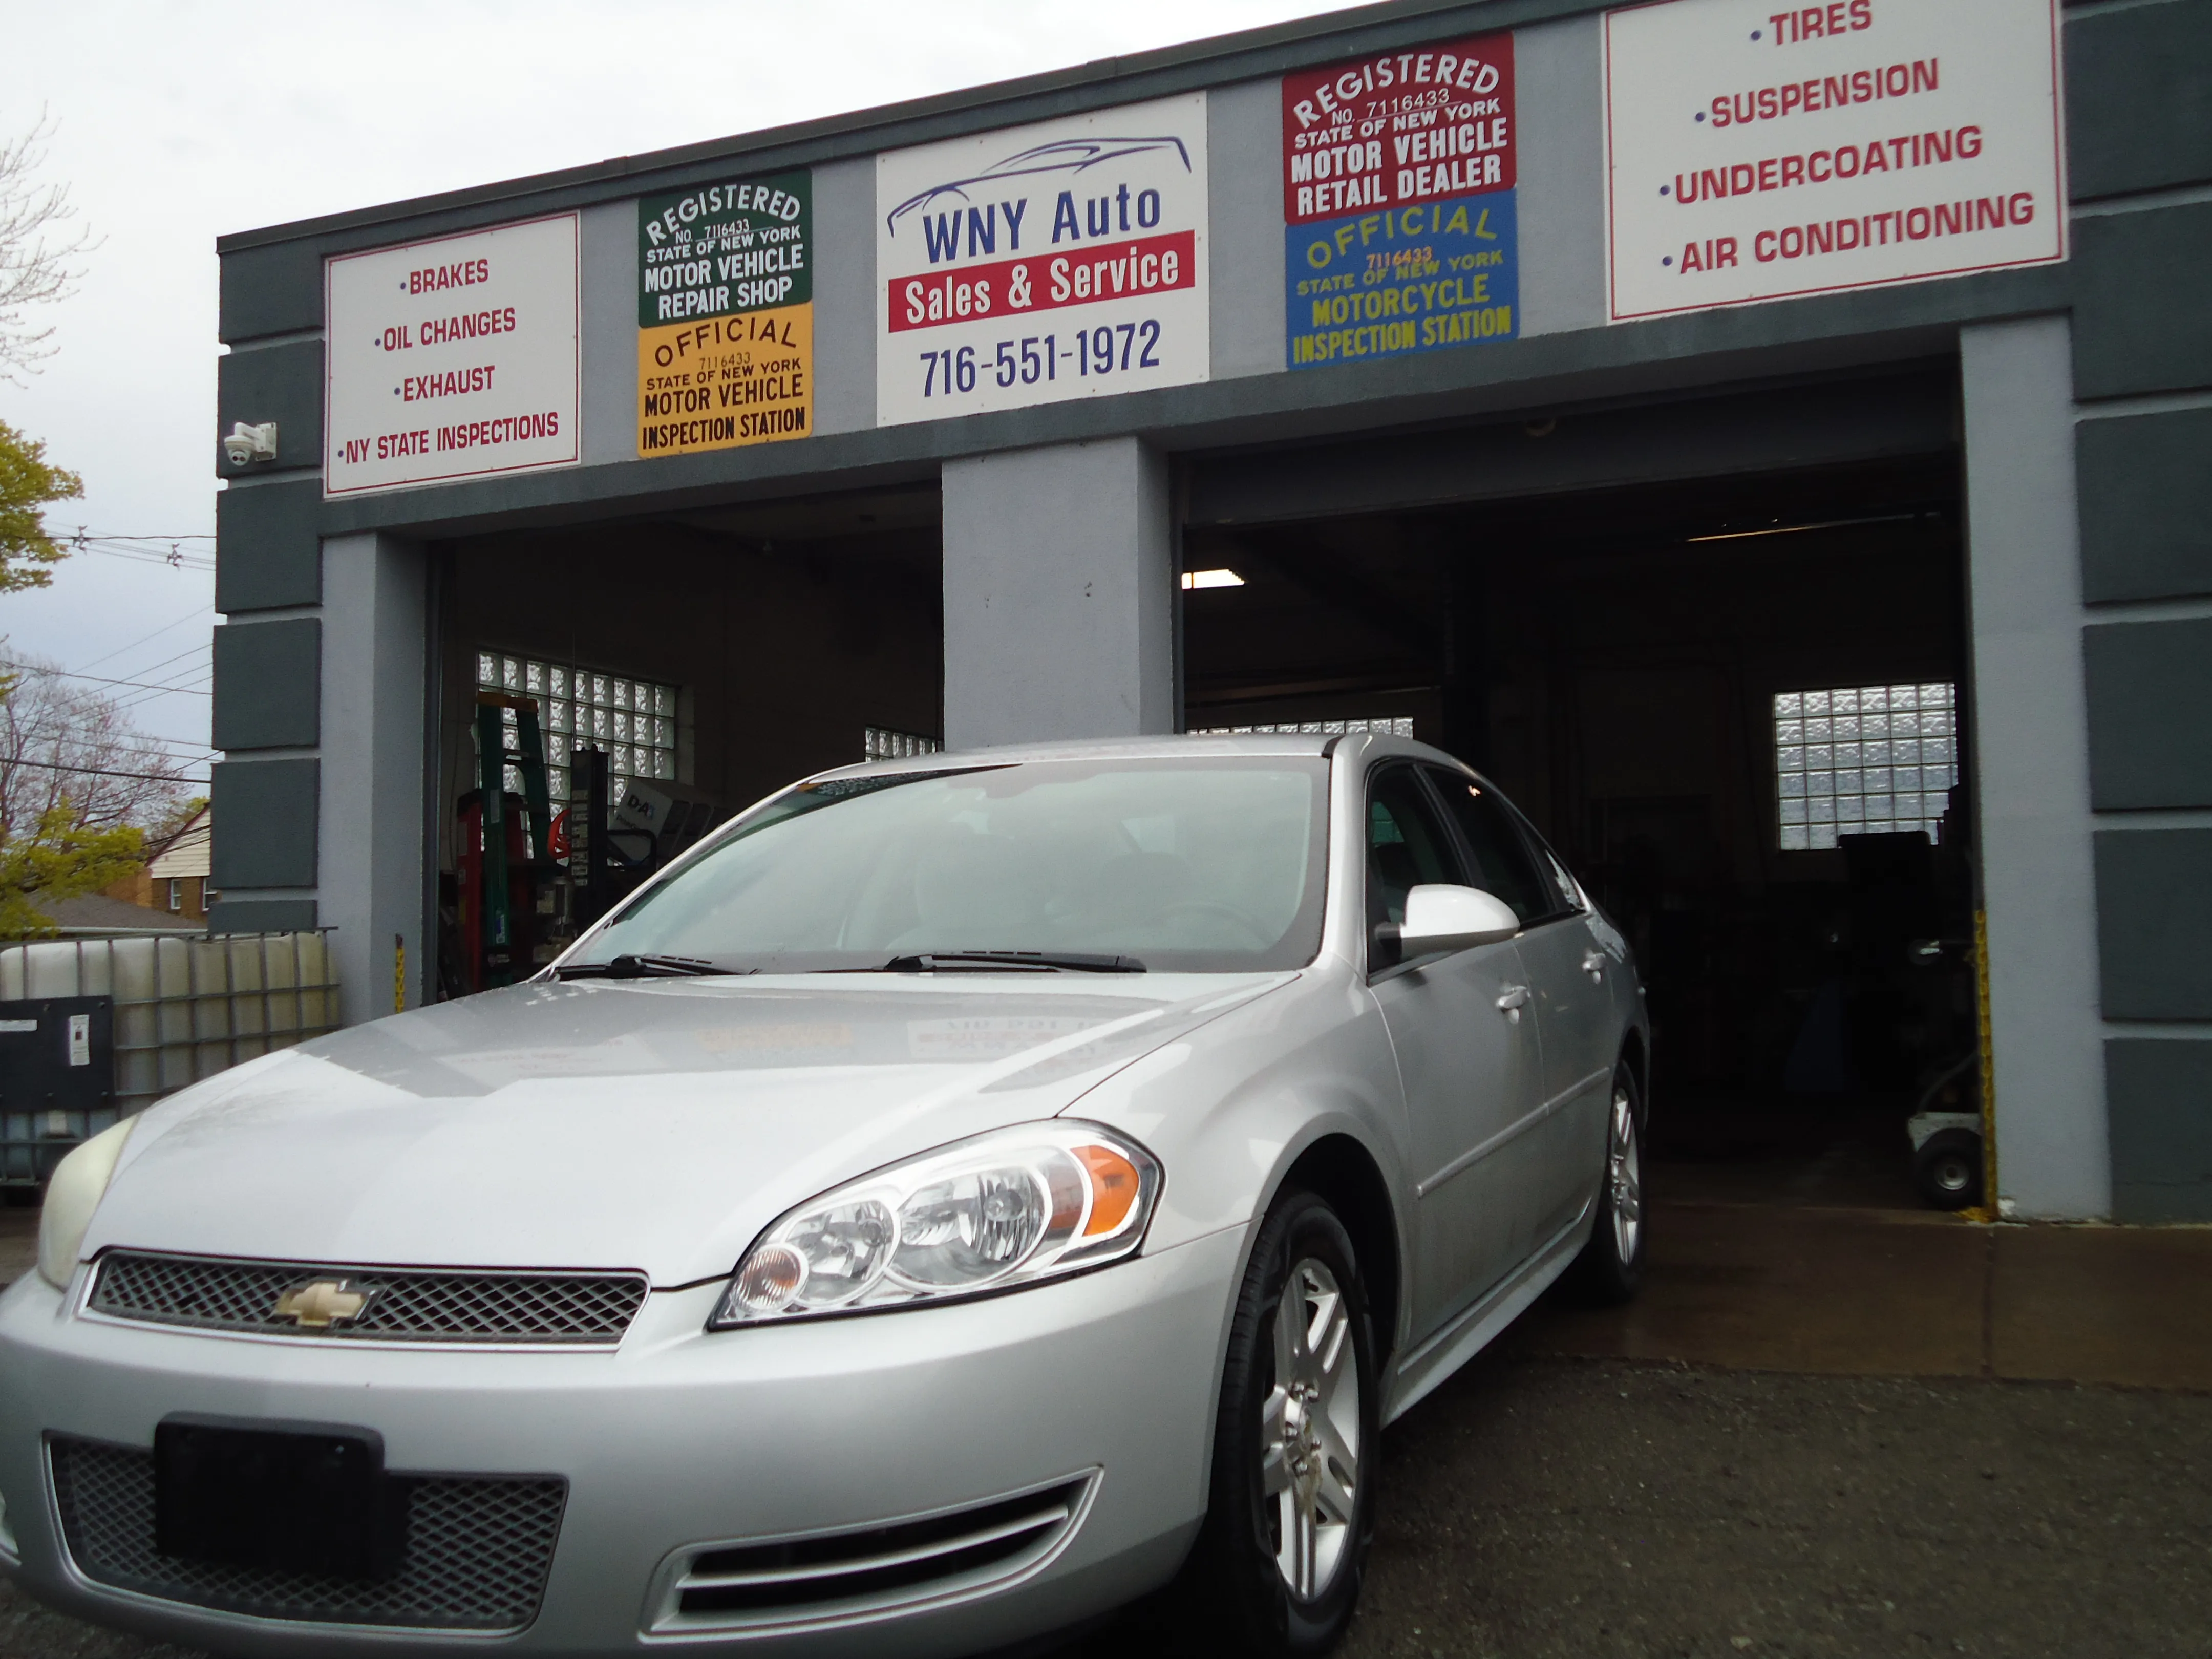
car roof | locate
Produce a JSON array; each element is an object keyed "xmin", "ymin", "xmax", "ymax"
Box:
[{"xmin": 801, "ymin": 730, "xmax": 1477, "ymax": 785}]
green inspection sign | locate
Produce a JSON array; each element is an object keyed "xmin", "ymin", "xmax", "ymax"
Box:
[
  {"xmin": 636, "ymin": 169, "xmax": 814, "ymax": 458},
  {"xmin": 636, "ymin": 169, "xmax": 812, "ymax": 326}
]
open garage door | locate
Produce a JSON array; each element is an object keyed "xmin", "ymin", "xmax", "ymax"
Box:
[
  {"xmin": 1183, "ymin": 377, "xmax": 1982, "ymax": 1211},
  {"xmin": 429, "ymin": 484, "xmax": 942, "ymax": 996}
]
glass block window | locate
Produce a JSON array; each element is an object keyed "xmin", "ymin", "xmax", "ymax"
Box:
[
  {"xmin": 476, "ymin": 652, "xmax": 679, "ymax": 804},
  {"xmin": 1774, "ymin": 682, "xmax": 1958, "ymax": 851},
  {"xmin": 1192, "ymin": 717, "xmax": 1415, "ymax": 737},
  {"xmin": 864, "ymin": 727, "xmax": 942, "ymax": 761}
]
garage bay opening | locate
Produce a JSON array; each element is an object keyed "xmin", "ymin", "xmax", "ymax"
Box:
[
  {"xmin": 429, "ymin": 484, "xmax": 942, "ymax": 998},
  {"xmin": 1182, "ymin": 370, "xmax": 1981, "ymax": 1211}
]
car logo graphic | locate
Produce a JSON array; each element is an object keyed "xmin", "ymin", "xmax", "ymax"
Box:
[
  {"xmin": 885, "ymin": 137, "xmax": 1194, "ymax": 236},
  {"xmin": 271, "ymin": 1280, "xmax": 373, "ymax": 1330}
]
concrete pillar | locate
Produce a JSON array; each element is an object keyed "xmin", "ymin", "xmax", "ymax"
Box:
[
  {"xmin": 318, "ymin": 532, "xmax": 429, "ymax": 1025},
  {"xmin": 1961, "ymin": 316, "xmax": 2110, "ymax": 1218},
  {"xmin": 941, "ymin": 437, "xmax": 1175, "ymax": 748}
]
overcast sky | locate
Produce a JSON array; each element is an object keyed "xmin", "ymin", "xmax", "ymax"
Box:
[{"xmin": 1, "ymin": 0, "xmax": 1350, "ymax": 777}]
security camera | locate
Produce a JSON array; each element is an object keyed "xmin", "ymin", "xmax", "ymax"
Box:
[{"xmin": 223, "ymin": 421, "xmax": 279, "ymax": 467}]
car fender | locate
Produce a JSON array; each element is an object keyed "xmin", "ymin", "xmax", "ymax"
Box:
[{"xmin": 1064, "ymin": 962, "xmax": 1412, "ymax": 1349}]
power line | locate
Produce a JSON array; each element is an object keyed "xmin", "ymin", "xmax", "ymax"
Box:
[
  {"xmin": 2, "ymin": 757, "xmax": 209, "ymax": 786},
  {"xmin": 72, "ymin": 605, "xmax": 216, "ymax": 674},
  {"xmin": 3, "ymin": 735, "xmax": 215, "ymax": 768},
  {"xmin": 114, "ymin": 684, "xmax": 214, "ymax": 715},
  {"xmin": 102, "ymin": 642, "xmax": 212, "ymax": 686},
  {"xmin": 0, "ymin": 661, "xmax": 212, "ymax": 696},
  {"xmin": 78, "ymin": 544, "xmax": 217, "ymax": 573}
]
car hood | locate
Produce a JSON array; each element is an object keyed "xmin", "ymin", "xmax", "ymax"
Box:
[{"xmin": 84, "ymin": 972, "xmax": 1291, "ymax": 1286}]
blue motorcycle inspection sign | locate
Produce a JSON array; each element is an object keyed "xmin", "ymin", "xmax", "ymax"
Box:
[{"xmin": 1286, "ymin": 192, "xmax": 1519, "ymax": 367}]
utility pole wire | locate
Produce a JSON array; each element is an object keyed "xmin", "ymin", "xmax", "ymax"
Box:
[
  {"xmin": 2, "ymin": 757, "xmax": 210, "ymax": 787},
  {"xmin": 69, "ymin": 605, "xmax": 214, "ymax": 674},
  {"xmin": 1, "ymin": 660, "xmax": 213, "ymax": 696}
]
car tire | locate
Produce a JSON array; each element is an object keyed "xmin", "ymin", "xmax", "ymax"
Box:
[
  {"xmin": 1563, "ymin": 1061, "xmax": 1646, "ymax": 1305},
  {"xmin": 1914, "ymin": 1128, "xmax": 1984, "ymax": 1210},
  {"xmin": 1181, "ymin": 1188, "xmax": 1380, "ymax": 1657}
]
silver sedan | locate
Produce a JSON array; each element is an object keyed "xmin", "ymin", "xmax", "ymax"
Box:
[{"xmin": 0, "ymin": 733, "xmax": 1647, "ymax": 1658}]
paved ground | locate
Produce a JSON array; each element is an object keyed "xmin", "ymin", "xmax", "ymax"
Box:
[
  {"xmin": 4, "ymin": 1185, "xmax": 2208, "ymax": 1658},
  {"xmin": 1079, "ymin": 1354, "xmax": 2212, "ymax": 1659}
]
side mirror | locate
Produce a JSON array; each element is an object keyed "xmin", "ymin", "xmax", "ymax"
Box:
[{"xmin": 1399, "ymin": 884, "xmax": 1521, "ymax": 954}]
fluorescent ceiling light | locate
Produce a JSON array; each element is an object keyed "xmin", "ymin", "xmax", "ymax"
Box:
[
  {"xmin": 1182, "ymin": 568, "xmax": 1245, "ymax": 589},
  {"xmin": 1686, "ymin": 512, "xmax": 1920, "ymax": 544}
]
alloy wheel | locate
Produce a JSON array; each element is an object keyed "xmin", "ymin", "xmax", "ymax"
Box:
[
  {"xmin": 1609, "ymin": 1085, "xmax": 1643, "ymax": 1264},
  {"xmin": 1261, "ymin": 1257, "xmax": 1362, "ymax": 1601}
]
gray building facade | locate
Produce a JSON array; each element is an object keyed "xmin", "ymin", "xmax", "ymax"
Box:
[{"xmin": 208, "ymin": 0, "xmax": 2212, "ymax": 1222}]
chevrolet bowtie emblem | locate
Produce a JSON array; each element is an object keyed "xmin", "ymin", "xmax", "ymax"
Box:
[{"xmin": 272, "ymin": 1280, "xmax": 372, "ymax": 1330}]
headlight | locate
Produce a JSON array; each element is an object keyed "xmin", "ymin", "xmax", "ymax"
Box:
[
  {"xmin": 710, "ymin": 1121, "xmax": 1161, "ymax": 1327},
  {"xmin": 37, "ymin": 1116, "xmax": 137, "ymax": 1291}
]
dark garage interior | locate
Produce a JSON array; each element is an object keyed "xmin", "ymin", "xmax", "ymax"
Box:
[
  {"xmin": 430, "ymin": 484, "xmax": 943, "ymax": 994},
  {"xmin": 1182, "ymin": 377, "xmax": 1983, "ymax": 1207}
]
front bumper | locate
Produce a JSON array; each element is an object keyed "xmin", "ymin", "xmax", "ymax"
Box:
[{"xmin": 0, "ymin": 1226, "xmax": 1243, "ymax": 1658}]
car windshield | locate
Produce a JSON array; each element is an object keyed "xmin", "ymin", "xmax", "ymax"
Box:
[{"xmin": 564, "ymin": 756, "xmax": 1331, "ymax": 974}]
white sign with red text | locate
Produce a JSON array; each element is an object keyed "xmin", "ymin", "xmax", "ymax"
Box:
[
  {"xmin": 325, "ymin": 214, "xmax": 580, "ymax": 496},
  {"xmin": 1604, "ymin": 0, "xmax": 2064, "ymax": 321},
  {"xmin": 876, "ymin": 94, "xmax": 1208, "ymax": 426}
]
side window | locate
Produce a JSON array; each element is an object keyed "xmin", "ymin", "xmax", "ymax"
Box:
[
  {"xmin": 1426, "ymin": 769, "xmax": 1554, "ymax": 923},
  {"xmin": 1367, "ymin": 767, "xmax": 1464, "ymax": 929},
  {"xmin": 1530, "ymin": 836, "xmax": 1585, "ymax": 915},
  {"xmin": 1501, "ymin": 800, "xmax": 1587, "ymax": 916}
]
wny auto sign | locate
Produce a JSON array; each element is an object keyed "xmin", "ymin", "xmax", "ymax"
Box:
[
  {"xmin": 875, "ymin": 94, "xmax": 1209, "ymax": 426},
  {"xmin": 1604, "ymin": 0, "xmax": 2065, "ymax": 320}
]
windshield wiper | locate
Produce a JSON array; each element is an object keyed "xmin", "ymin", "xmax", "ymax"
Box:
[
  {"xmin": 554, "ymin": 954, "xmax": 742, "ymax": 980},
  {"xmin": 877, "ymin": 951, "xmax": 1147, "ymax": 973}
]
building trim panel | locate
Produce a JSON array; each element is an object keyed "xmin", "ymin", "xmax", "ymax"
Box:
[
  {"xmin": 210, "ymin": 619, "xmax": 323, "ymax": 752},
  {"xmin": 209, "ymin": 759, "xmax": 322, "ymax": 891},
  {"xmin": 215, "ymin": 337, "xmax": 325, "ymax": 477},
  {"xmin": 2093, "ymin": 826, "xmax": 2212, "ymax": 1019},
  {"xmin": 2071, "ymin": 200, "xmax": 2212, "ymax": 400},
  {"xmin": 216, "ymin": 479, "xmax": 323, "ymax": 613},
  {"xmin": 2083, "ymin": 618, "xmax": 2212, "ymax": 809},
  {"xmin": 2076, "ymin": 406, "xmax": 2212, "ymax": 603},
  {"xmin": 2064, "ymin": 0, "xmax": 2212, "ymax": 202},
  {"xmin": 2106, "ymin": 1035, "xmax": 2212, "ymax": 1223}
]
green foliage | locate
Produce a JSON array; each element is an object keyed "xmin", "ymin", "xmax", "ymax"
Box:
[
  {"xmin": 0, "ymin": 417, "xmax": 81, "ymax": 591},
  {"xmin": 0, "ymin": 801, "xmax": 143, "ymax": 939},
  {"xmin": 151, "ymin": 793, "xmax": 210, "ymax": 845}
]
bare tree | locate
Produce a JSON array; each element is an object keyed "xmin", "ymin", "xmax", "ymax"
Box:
[
  {"xmin": 0, "ymin": 656, "xmax": 195, "ymax": 837},
  {"xmin": 0, "ymin": 113, "xmax": 95, "ymax": 385}
]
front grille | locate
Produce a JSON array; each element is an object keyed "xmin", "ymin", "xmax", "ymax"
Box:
[
  {"xmin": 49, "ymin": 1436, "xmax": 565, "ymax": 1632},
  {"xmin": 649, "ymin": 1474, "xmax": 1095, "ymax": 1633},
  {"xmin": 89, "ymin": 1251, "xmax": 648, "ymax": 1345}
]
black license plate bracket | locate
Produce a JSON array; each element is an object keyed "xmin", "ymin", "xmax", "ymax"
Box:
[{"xmin": 154, "ymin": 1415, "xmax": 408, "ymax": 1582}]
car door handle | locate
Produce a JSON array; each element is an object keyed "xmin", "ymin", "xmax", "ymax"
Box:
[
  {"xmin": 1581, "ymin": 950, "xmax": 1607, "ymax": 983},
  {"xmin": 1496, "ymin": 984, "xmax": 1529, "ymax": 1021}
]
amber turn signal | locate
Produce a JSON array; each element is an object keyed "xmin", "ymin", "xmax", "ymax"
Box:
[{"xmin": 1076, "ymin": 1144, "xmax": 1142, "ymax": 1237}]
